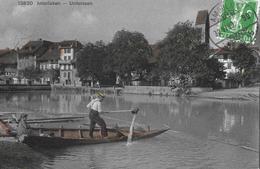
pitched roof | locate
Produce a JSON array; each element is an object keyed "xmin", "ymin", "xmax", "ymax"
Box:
[
  {"xmin": 0, "ymin": 49, "xmax": 10, "ymax": 56},
  {"xmin": 19, "ymin": 39, "xmax": 53, "ymax": 57},
  {"xmin": 0, "ymin": 49, "xmax": 17, "ymax": 64},
  {"xmin": 59, "ymin": 40, "xmax": 83, "ymax": 48},
  {"xmin": 38, "ymin": 44, "xmax": 60, "ymax": 61},
  {"xmin": 195, "ymin": 10, "xmax": 208, "ymax": 25}
]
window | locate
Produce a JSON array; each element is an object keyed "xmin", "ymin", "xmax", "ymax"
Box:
[
  {"xmin": 66, "ymin": 65, "xmax": 69, "ymax": 70},
  {"xmin": 70, "ymin": 65, "xmax": 73, "ymax": 70},
  {"xmin": 64, "ymin": 56, "xmax": 67, "ymax": 60},
  {"xmin": 223, "ymin": 55, "xmax": 228, "ymax": 60},
  {"xmin": 68, "ymin": 72, "xmax": 71, "ymax": 79},
  {"xmin": 64, "ymin": 48, "xmax": 71, "ymax": 53},
  {"xmin": 61, "ymin": 65, "xmax": 64, "ymax": 70},
  {"xmin": 68, "ymin": 56, "xmax": 71, "ymax": 60}
]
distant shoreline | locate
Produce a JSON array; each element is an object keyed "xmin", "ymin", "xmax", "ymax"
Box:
[
  {"xmin": 0, "ymin": 84, "xmax": 51, "ymax": 91},
  {"xmin": 194, "ymin": 86, "xmax": 259, "ymax": 101},
  {"xmin": 51, "ymin": 85, "xmax": 259, "ymax": 101},
  {"xmin": 0, "ymin": 84, "xmax": 258, "ymax": 101}
]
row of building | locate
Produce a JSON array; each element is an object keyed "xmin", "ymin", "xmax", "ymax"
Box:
[
  {"xmin": 0, "ymin": 10, "xmax": 259, "ymax": 88},
  {"xmin": 0, "ymin": 40, "xmax": 83, "ymax": 85}
]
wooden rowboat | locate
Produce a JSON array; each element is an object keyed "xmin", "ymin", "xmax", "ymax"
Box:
[{"xmin": 20, "ymin": 126, "xmax": 169, "ymax": 148}]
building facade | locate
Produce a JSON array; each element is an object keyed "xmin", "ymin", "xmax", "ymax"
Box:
[
  {"xmin": 58, "ymin": 41, "xmax": 82, "ymax": 86},
  {"xmin": 0, "ymin": 49, "xmax": 18, "ymax": 84},
  {"xmin": 17, "ymin": 39, "xmax": 53, "ymax": 71},
  {"xmin": 38, "ymin": 43, "xmax": 60, "ymax": 84},
  {"xmin": 0, "ymin": 49, "xmax": 18, "ymax": 77}
]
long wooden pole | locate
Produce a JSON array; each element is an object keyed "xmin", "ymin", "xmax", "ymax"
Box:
[
  {"xmin": 105, "ymin": 110, "xmax": 133, "ymax": 113},
  {"xmin": 106, "ymin": 108, "xmax": 139, "ymax": 114},
  {"xmin": 1, "ymin": 108, "xmax": 139, "ymax": 124},
  {"xmin": 28, "ymin": 116, "xmax": 85, "ymax": 122}
]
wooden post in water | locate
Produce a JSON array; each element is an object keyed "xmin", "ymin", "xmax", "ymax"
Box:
[
  {"xmin": 38, "ymin": 124, "xmax": 43, "ymax": 135},
  {"xmin": 78, "ymin": 125, "xmax": 83, "ymax": 138},
  {"xmin": 59, "ymin": 125, "xmax": 63, "ymax": 137},
  {"xmin": 39, "ymin": 128, "xmax": 42, "ymax": 135}
]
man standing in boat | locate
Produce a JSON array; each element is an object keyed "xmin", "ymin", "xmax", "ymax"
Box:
[{"xmin": 87, "ymin": 92, "xmax": 108, "ymax": 138}]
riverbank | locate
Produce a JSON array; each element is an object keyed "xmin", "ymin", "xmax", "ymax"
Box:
[
  {"xmin": 0, "ymin": 84, "xmax": 51, "ymax": 91},
  {"xmin": 52, "ymin": 84, "xmax": 122, "ymax": 95},
  {"xmin": 123, "ymin": 86, "xmax": 259, "ymax": 101},
  {"xmin": 194, "ymin": 87, "xmax": 259, "ymax": 101},
  {"xmin": 123, "ymin": 86, "xmax": 212, "ymax": 95},
  {"xmin": 51, "ymin": 84, "xmax": 259, "ymax": 101},
  {"xmin": 52, "ymin": 85, "xmax": 212, "ymax": 96}
]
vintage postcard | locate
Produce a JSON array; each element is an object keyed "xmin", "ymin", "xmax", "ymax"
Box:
[{"xmin": 0, "ymin": 0, "xmax": 259, "ymax": 169}]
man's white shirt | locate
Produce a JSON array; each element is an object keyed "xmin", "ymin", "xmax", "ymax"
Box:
[{"xmin": 87, "ymin": 98, "xmax": 102, "ymax": 112}]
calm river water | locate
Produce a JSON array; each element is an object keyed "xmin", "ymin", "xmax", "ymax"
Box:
[{"xmin": 0, "ymin": 91, "xmax": 259, "ymax": 169}]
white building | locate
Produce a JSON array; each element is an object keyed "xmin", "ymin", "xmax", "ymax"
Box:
[
  {"xmin": 58, "ymin": 40, "xmax": 83, "ymax": 86},
  {"xmin": 217, "ymin": 54, "xmax": 239, "ymax": 79}
]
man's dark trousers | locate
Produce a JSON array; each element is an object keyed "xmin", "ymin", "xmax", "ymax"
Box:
[{"xmin": 89, "ymin": 109, "xmax": 108, "ymax": 138}]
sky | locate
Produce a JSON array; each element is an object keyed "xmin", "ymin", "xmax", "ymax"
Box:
[
  {"xmin": 0, "ymin": 0, "xmax": 213, "ymax": 49},
  {"xmin": 0, "ymin": 0, "xmax": 259, "ymax": 49}
]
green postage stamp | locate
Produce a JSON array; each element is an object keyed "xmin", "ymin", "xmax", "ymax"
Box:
[{"xmin": 219, "ymin": 0, "xmax": 259, "ymax": 44}]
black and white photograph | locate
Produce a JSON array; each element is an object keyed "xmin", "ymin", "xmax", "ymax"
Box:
[{"xmin": 0, "ymin": 0, "xmax": 259, "ymax": 169}]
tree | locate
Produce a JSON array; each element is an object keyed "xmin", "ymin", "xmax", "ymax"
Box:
[
  {"xmin": 76, "ymin": 41, "xmax": 107, "ymax": 83},
  {"xmin": 231, "ymin": 44, "xmax": 256, "ymax": 71},
  {"xmin": 158, "ymin": 21, "xmax": 201, "ymax": 75},
  {"xmin": 106, "ymin": 30, "xmax": 152, "ymax": 83},
  {"xmin": 227, "ymin": 72, "xmax": 243, "ymax": 84},
  {"xmin": 191, "ymin": 44, "xmax": 225, "ymax": 87},
  {"xmin": 157, "ymin": 21, "xmax": 225, "ymax": 87},
  {"xmin": 231, "ymin": 44, "xmax": 256, "ymax": 86},
  {"xmin": 42, "ymin": 69, "xmax": 60, "ymax": 83},
  {"xmin": 20, "ymin": 66, "xmax": 43, "ymax": 81}
]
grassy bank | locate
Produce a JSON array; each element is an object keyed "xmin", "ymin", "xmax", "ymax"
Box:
[{"xmin": 195, "ymin": 87, "xmax": 259, "ymax": 101}]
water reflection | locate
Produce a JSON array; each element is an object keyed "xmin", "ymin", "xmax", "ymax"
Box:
[
  {"xmin": 0, "ymin": 91, "xmax": 258, "ymax": 149},
  {"xmin": 0, "ymin": 91, "xmax": 258, "ymax": 168}
]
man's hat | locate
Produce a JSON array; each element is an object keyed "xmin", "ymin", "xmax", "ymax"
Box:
[{"xmin": 96, "ymin": 92, "xmax": 105, "ymax": 98}]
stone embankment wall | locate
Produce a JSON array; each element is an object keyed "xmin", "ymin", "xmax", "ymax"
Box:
[
  {"xmin": 123, "ymin": 86, "xmax": 212, "ymax": 96},
  {"xmin": 0, "ymin": 85, "xmax": 51, "ymax": 91},
  {"xmin": 123, "ymin": 86, "xmax": 172, "ymax": 95},
  {"xmin": 52, "ymin": 85, "xmax": 213, "ymax": 96},
  {"xmin": 52, "ymin": 85, "xmax": 122, "ymax": 95}
]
